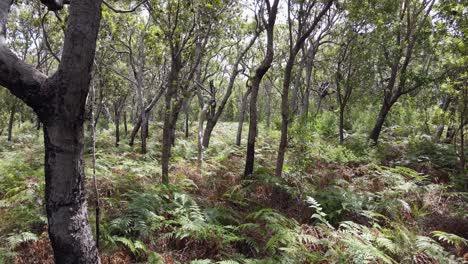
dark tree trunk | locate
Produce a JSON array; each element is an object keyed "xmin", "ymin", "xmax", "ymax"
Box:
[
  {"xmin": 0, "ymin": 0, "xmax": 103, "ymax": 262},
  {"xmin": 43, "ymin": 121, "xmax": 100, "ymax": 264},
  {"xmin": 202, "ymin": 118, "xmax": 215, "ymax": 148},
  {"xmin": 115, "ymin": 116, "xmax": 120, "ymax": 147},
  {"xmin": 129, "ymin": 117, "xmax": 141, "ymax": 146},
  {"xmin": 244, "ymin": 0, "xmax": 280, "ymax": 177},
  {"xmin": 140, "ymin": 112, "xmax": 148, "ymax": 154},
  {"xmin": 7, "ymin": 104, "xmax": 15, "ymax": 142},
  {"xmin": 185, "ymin": 110, "xmax": 189, "ymax": 138},
  {"xmin": 161, "ymin": 53, "xmax": 182, "ymax": 184},
  {"xmin": 369, "ymin": 102, "xmax": 392, "ymax": 144}
]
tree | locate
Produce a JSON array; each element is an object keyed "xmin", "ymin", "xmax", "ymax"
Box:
[
  {"xmin": 244, "ymin": 0, "xmax": 280, "ymax": 178},
  {"xmin": 369, "ymin": 0, "xmax": 436, "ymax": 144},
  {"xmin": 275, "ymin": 0, "xmax": 334, "ymax": 177},
  {"xmin": 0, "ymin": 0, "xmax": 102, "ymax": 262}
]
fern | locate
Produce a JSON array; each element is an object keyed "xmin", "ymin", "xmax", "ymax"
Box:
[
  {"xmin": 306, "ymin": 196, "xmax": 333, "ymax": 228},
  {"xmin": 431, "ymin": 231, "xmax": 468, "ymax": 247},
  {"xmin": 6, "ymin": 231, "xmax": 38, "ymax": 249}
]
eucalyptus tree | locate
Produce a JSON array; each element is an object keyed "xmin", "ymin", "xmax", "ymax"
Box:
[
  {"xmin": 0, "ymin": 0, "xmax": 103, "ymax": 262},
  {"xmin": 147, "ymin": 0, "xmax": 230, "ymax": 183},
  {"xmin": 332, "ymin": 10, "xmax": 374, "ymax": 144},
  {"xmin": 244, "ymin": 0, "xmax": 280, "ymax": 178},
  {"xmin": 200, "ymin": 16, "xmax": 261, "ymax": 149},
  {"xmin": 275, "ymin": 0, "xmax": 334, "ymax": 177},
  {"xmin": 368, "ymin": 0, "xmax": 436, "ymax": 144},
  {"xmin": 101, "ymin": 9, "xmax": 162, "ymax": 153}
]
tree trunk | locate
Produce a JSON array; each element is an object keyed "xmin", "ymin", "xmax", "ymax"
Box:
[
  {"xmin": 129, "ymin": 116, "xmax": 141, "ymax": 146},
  {"xmin": 43, "ymin": 121, "xmax": 100, "ymax": 264},
  {"xmin": 115, "ymin": 115, "xmax": 120, "ymax": 147},
  {"xmin": 244, "ymin": 0, "xmax": 279, "ymax": 178},
  {"xmin": 7, "ymin": 104, "xmax": 15, "ymax": 142},
  {"xmin": 162, "ymin": 110, "xmax": 178, "ymax": 184},
  {"xmin": 339, "ymin": 107, "xmax": 345, "ymax": 144},
  {"xmin": 185, "ymin": 110, "xmax": 189, "ymax": 138},
  {"xmin": 0, "ymin": 0, "xmax": 103, "ymax": 262},
  {"xmin": 140, "ymin": 112, "xmax": 148, "ymax": 154},
  {"xmin": 123, "ymin": 111, "xmax": 128, "ymax": 136},
  {"xmin": 369, "ymin": 102, "xmax": 392, "ymax": 144},
  {"xmin": 236, "ymin": 88, "xmax": 251, "ymax": 146},
  {"xmin": 202, "ymin": 118, "xmax": 215, "ymax": 148}
]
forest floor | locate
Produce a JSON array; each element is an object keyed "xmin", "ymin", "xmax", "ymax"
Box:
[{"xmin": 0, "ymin": 122, "xmax": 467, "ymax": 264}]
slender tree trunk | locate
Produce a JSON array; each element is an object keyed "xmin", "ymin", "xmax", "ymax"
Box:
[
  {"xmin": 129, "ymin": 117, "xmax": 141, "ymax": 146},
  {"xmin": 7, "ymin": 104, "xmax": 15, "ymax": 142},
  {"xmin": 275, "ymin": 58, "xmax": 294, "ymax": 177},
  {"xmin": 244, "ymin": 0, "xmax": 279, "ymax": 178},
  {"xmin": 339, "ymin": 107, "xmax": 345, "ymax": 144},
  {"xmin": 140, "ymin": 111, "xmax": 148, "ymax": 154},
  {"xmin": 123, "ymin": 111, "xmax": 128, "ymax": 136},
  {"xmin": 185, "ymin": 110, "xmax": 189, "ymax": 138},
  {"xmin": 115, "ymin": 115, "xmax": 120, "ymax": 147},
  {"xmin": 198, "ymin": 103, "xmax": 208, "ymax": 167},
  {"xmin": 236, "ymin": 88, "xmax": 251, "ymax": 146}
]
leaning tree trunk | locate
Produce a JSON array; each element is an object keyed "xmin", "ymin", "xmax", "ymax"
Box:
[
  {"xmin": 369, "ymin": 101, "xmax": 393, "ymax": 144},
  {"xmin": 7, "ymin": 104, "xmax": 15, "ymax": 142},
  {"xmin": 129, "ymin": 117, "xmax": 141, "ymax": 146}
]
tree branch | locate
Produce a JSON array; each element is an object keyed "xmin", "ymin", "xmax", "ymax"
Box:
[{"xmin": 102, "ymin": 0, "xmax": 147, "ymax": 14}]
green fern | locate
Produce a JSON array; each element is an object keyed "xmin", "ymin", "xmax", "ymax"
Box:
[
  {"xmin": 6, "ymin": 231, "xmax": 38, "ymax": 249},
  {"xmin": 431, "ymin": 231, "xmax": 468, "ymax": 247}
]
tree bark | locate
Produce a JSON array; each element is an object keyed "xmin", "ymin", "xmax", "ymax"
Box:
[
  {"xmin": 236, "ymin": 87, "xmax": 251, "ymax": 146},
  {"xmin": 369, "ymin": 102, "xmax": 392, "ymax": 144},
  {"xmin": 123, "ymin": 111, "xmax": 128, "ymax": 135},
  {"xmin": 0, "ymin": 0, "xmax": 103, "ymax": 262},
  {"xmin": 43, "ymin": 120, "xmax": 100, "ymax": 264},
  {"xmin": 115, "ymin": 115, "xmax": 120, "ymax": 147},
  {"xmin": 7, "ymin": 104, "xmax": 15, "ymax": 142}
]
